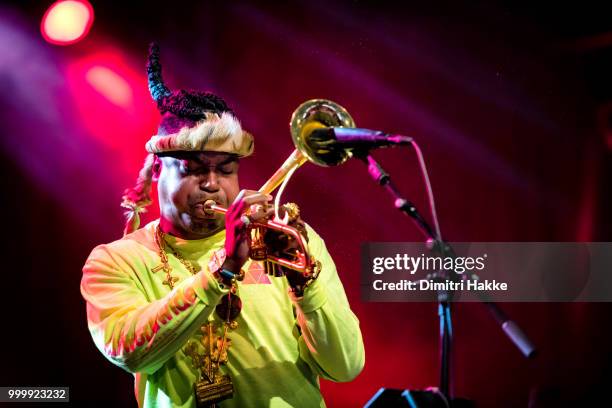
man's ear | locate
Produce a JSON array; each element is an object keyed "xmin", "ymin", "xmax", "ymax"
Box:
[{"xmin": 152, "ymin": 155, "xmax": 162, "ymax": 182}]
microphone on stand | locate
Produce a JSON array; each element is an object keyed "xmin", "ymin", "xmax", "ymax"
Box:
[{"xmin": 306, "ymin": 127, "xmax": 413, "ymax": 151}]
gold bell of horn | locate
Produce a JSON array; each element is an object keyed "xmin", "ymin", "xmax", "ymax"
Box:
[{"xmin": 258, "ymin": 99, "xmax": 356, "ymax": 195}]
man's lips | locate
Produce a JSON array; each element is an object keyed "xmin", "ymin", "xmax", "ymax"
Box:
[{"xmin": 192, "ymin": 200, "xmax": 223, "ymax": 219}]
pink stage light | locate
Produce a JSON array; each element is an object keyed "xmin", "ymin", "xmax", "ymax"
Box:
[
  {"xmin": 67, "ymin": 49, "xmax": 159, "ymax": 155},
  {"xmin": 86, "ymin": 66, "xmax": 133, "ymax": 108},
  {"xmin": 41, "ymin": 0, "xmax": 94, "ymax": 45}
]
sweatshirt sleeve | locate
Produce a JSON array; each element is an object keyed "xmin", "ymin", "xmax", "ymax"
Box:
[
  {"xmin": 292, "ymin": 225, "xmax": 366, "ymax": 382},
  {"xmin": 80, "ymin": 243, "xmax": 227, "ymax": 375}
]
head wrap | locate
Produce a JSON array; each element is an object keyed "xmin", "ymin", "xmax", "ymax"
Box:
[{"xmin": 121, "ymin": 43, "xmax": 254, "ymax": 235}]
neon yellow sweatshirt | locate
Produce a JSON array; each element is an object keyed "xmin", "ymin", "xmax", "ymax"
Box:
[{"xmin": 81, "ymin": 220, "xmax": 364, "ymax": 407}]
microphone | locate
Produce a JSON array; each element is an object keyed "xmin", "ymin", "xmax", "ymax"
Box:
[{"xmin": 307, "ymin": 127, "xmax": 413, "ymax": 151}]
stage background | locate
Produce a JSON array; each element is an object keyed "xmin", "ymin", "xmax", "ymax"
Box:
[{"xmin": 1, "ymin": 1, "xmax": 611, "ymax": 406}]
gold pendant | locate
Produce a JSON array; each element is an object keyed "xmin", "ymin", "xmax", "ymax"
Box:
[
  {"xmin": 194, "ymin": 374, "xmax": 234, "ymax": 407},
  {"xmin": 152, "ymin": 263, "xmax": 177, "ymax": 289},
  {"xmin": 162, "ymin": 274, "xmax": 178, "ymax": 289},
  {"xmin": 185, "ymin": 320, "xmax": 239, "ymax": 407},
  {"xmin": 151, "ymin": 264, "xmax": 165, "ymax": 273}
]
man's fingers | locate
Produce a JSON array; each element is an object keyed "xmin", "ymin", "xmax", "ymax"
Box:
[
  {"xmin": 241, "ymin": 193, "xmax": 273, "ymax": 207},
  {"xmin": 229, "ymin": 190, "xmax": 271, "ymax": 213},
  {"xmin": 248, "ymin": 204, "xmax": 276, "ymax": 223},
  {"xmin": 249, "ymin": 207, "xmax": 275, "ymax": 223},
  {"xmin": 227, "ymin": 190, "xmax": 247, "ymax": 218},
  {"xmin": 231, "ymin": 190, "xmax": 271, "ymax": 205},
  {"xmin": 228, "ymin": 190, "xmax": 272, "ymax": 221},
  {"xmin": 239, "ymin": 214, "xmax": 252, "ymax": 227},
  {"xmin": 232, "ymin": 189, "xmax": 246, "ymax": 205}
]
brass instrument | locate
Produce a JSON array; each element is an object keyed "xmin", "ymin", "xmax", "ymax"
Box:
[
  {"xmin": 258, "ymin": 99, "xmax": 356, "ymax": 194},
  {"xmin": 204, "ymin": 200, "xmax": 311, "ymax": 274},
  {"xmin": 205, "ymin": 99, "xmax": 355, "ymax": 277}
]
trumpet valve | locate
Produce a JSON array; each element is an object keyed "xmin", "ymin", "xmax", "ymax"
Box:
[{"xmin": 249, "ymin": 235, "xmax": 268, "ymax": 261}]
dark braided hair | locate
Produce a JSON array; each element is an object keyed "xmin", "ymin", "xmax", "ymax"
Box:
[{"xmin": 147, "ymin": 43, "xmax": 234, "ymax": 129}]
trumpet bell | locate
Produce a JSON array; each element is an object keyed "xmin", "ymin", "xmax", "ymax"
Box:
[{"xmin": 290, "ymin": 99, "xmax": 356, "ymax": 167}]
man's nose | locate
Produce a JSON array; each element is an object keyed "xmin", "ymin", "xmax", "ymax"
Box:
[{"xmin": 199, "ymin": 171, "xmax": 220, "ymax": 192}]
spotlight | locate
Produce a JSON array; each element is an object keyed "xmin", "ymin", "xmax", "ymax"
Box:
[
  {"xmin": 85, "ymin": 66, "xmax": 133, "ymax": 108},
  {"xmin": 41, "ymin": 0, "xmax": 94, "ymax": 46}
]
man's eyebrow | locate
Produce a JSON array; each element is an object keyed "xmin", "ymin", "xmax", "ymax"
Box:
[
  {"xmin": 190, "ymin": 155, "xmax": 238, "ymax": 166},
  {"xmin": 217, "ymin": 156, "xmax": 239, "ymax": 166}
]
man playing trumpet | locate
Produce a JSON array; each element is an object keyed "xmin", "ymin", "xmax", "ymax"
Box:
[{"xmin": 80, "ymin": 44, "xmax": 365, "ymax": 408}]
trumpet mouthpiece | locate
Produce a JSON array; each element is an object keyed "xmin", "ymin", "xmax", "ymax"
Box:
[{"xmin": 203, "ymin": 199, "xmax": 217, "ymax": 215}]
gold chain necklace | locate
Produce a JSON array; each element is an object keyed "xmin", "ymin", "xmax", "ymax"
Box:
[
  {"xmin": 152, "ymin": 223, "xmax": 241, "ymax": 407},
  {"xmin": 153, "ymin": 225, "xmax": 198, "ymax": 288}
]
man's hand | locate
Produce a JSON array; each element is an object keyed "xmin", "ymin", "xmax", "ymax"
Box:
[
  {"xmin": 222, "ymin": 190, "xmax": 272, "ymax": 273},
  {"xmin": 263, "ymin": 205, "xmax": 311, "ymax": 291}
]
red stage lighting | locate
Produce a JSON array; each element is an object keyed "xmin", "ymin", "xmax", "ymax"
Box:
[
  {"xmin": 85, "ymin": 66, "xmax": 133, "ymax": 108},
  {"xmin": 66, "ymin": 50, "xmax": 158, "ymax": 152},
  {"xmin": 41, "ymin": 0, "xmax": 94, "ymax": 45}
]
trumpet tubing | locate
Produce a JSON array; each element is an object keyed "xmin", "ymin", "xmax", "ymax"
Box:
[{"xmin": 258, "ymin": 149, "xmax": 307, "ymax": 195}]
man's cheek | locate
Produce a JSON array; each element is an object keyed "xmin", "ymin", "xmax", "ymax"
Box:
[
  {"xmin": 156, "ymin": 178, "xmax": 170, "ymax": 205},
  {"xmin": 170, "ymin": 182, "xmax": 193, "ymax": 211}
]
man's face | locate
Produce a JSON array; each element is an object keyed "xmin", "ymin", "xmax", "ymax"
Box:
[{"xmin": 155, "ymin": 151, "xmax": 240, "ymax": 239}]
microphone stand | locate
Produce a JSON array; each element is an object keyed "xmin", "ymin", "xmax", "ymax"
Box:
[{"xmin": 354, "ymin": 150, "xmax": 536, "ymax": 406}]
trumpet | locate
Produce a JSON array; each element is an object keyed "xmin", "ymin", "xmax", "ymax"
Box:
[
  {"xmin": 205, "ymin": 99, "xmax": 356, "ymax": 277},
  {"xmin": 203, "ymin": 199, "xmax": 312, "ymax": 275}
]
